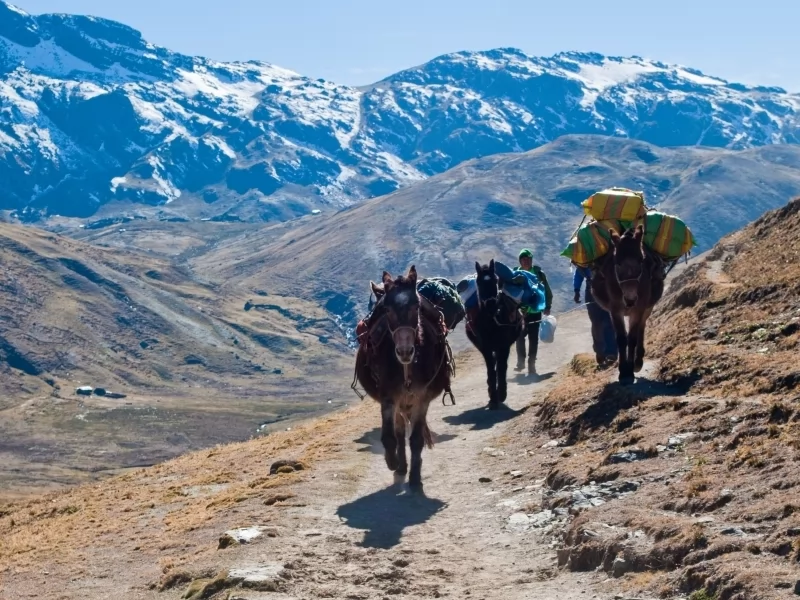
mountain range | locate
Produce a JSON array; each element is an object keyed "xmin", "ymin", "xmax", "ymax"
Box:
[{"xmin": 2, "ymin": 0, "xmax": 800, "ymax": 222}]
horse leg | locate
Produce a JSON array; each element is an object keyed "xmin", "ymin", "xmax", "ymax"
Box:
[
  {"xmin": 394, "ymin": 410, "xmax": 408, "ymax": 478},
  {"xmin": 481, "ymin": 348, "xmax": 498, "ymax": 408},
  {"xmin": 496, "ymin": 341, "xmax": 511, "ymax": 404},
  {"xmin": 633, "ymin": 307, "xmax": 652, "ymax": 373},
  {"xmin": 408, "ymin": 404, "xmax": 432, "ymax": 492},
  {"xmin": 610, "ymin": 311, "xmax": 634, "ymax": 385},
  {"xmin": 380, "ymin": 401, "xmax": 399, "ymax": 472}
]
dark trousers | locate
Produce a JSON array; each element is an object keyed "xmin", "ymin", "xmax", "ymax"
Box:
[
  {"xmin": 516, "ymin": 312, "xmax": 541, "ymax": 363},
  {"xmin": 587, "ymin": 301, "xmax": 616, "ymax": 358}
]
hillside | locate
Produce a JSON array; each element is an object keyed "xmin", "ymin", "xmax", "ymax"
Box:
[
  {"xmin": 3, "ymin": 0, "xmax": 800, "ymax": 221},
  {"xmin": 189, "ymin": 136, "xmax": 800, "ymax": 321},
  {"xmin": 2, "ymin": 199, "xmax": 797, "ymax": 600},
  {"xmin": 0, "ymin": 222, "xmax": 351, "ymax": 495},
  {"xmin": 526, "ymin": 197, "xmax": 800, "ymax": 599}
]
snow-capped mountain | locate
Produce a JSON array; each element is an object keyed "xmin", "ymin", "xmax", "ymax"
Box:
[{"xmin": 2, "ymin": 0, "xmax": 799, "ymax": 221}]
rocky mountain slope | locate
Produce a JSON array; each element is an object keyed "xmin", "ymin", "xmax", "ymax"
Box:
[
  {"xmin": 0, "ymin": 221, "xmax": 351, "ymax": 495},
  {"xmin": 2, "ymin": 0, "xmax": 800, "ymax": 221},
  {"xmin": 189, "ymin": 136, "xmax": 800, "ymax": 322},
  {"xmin": 530, "ymin": 197, "xmax": 800, "ymax": 599}
]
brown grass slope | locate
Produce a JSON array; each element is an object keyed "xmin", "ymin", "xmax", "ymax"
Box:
[
  {"xmin": 189, "ymin": 136, "xmax": 800, "ymax": 317},
  {"xmin": 519, "ymin": 198, "xmax": 800, "ymax": 599},
  {"xmin": 0, "ymin": 222, "xmax": 352, "ymax": 496}
]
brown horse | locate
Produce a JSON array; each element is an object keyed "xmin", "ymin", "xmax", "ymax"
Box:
[
  {"xmin": 355, "ymin": 265, "xmax": 453, "ymax": 492},
  {"xmin": 590, "ymin": 225, "xmax": 665, "ymax": 385}
]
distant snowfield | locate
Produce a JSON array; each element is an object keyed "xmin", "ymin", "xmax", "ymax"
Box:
[{"xmin": 1, "ymin": 0, "xmax": 799, "ymax": 220}]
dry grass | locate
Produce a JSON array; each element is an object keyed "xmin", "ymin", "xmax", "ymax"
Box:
[{"xmin": 0, "ymin": 399, "xmax": 371, "ymax": 570}]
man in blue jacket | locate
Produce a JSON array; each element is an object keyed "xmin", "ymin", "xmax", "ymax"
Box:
[
  {"xmin": 573, "ymin": 265, "xmax": 617, "ymax": 366},
  {"xmin": 515, "ymin": 249, "xmax": 552, "ymax": 375}
]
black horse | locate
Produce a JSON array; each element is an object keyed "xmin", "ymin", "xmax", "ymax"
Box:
[{"xmin": 465, "ymin": 260, "xmax": 524, "ymax": 410}]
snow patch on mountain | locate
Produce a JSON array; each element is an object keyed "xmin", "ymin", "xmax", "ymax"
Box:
[{"xmin": 1, "ymin": 1, "xmax": 799, "ymax": 221}]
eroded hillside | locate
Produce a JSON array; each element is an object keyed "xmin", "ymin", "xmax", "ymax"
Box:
[{"xmin": 522, "ymin": 198, "xmax": 800, "ymax": 599}]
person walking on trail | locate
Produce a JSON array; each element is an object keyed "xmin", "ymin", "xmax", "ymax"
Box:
[
  {"xmin": 573, "ymin": 264, "xmax": 617, "ymax": 366},
  {"xmin": 514, "ymin": 249, "xmax": 552, "ymax": 375}
]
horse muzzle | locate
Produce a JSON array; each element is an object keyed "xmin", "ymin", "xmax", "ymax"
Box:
[
  {"xmin": 391, "ymin": 326, "xmax": 417, "ymax": 365},
  {"xmin": 395, "ymin": 346, "xmax": 416, "ymax": 365},
  {"xmin": 623, "ymin": 294, "xmax": 638, "ymax": 308}
]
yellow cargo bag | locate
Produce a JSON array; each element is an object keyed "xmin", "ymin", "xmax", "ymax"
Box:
[
  {"xmin": 561, "ymin": 220, "xmax": 624, "ymax": 267},
  {"xmin": 582, "ymin": 187, "xmax": 646, "ymax": 222},
  {"xmin": 643, "ymin": 211, "xmax": 696, "ymax": 259}
]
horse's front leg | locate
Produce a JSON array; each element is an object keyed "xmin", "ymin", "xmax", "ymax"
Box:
[
  {"xmin": 380, "ymin": 401, "xmax": 399, "ymax": 472},
  {"xmin": 408, "ymin": 403, "xmax": 432, "ymax": 492},
  {"xmin": 394, "ymin": 409, "xmax": 408, "ymax": 479},
  {"xmin": 496, "ymin": 341, "xmax": 512, "ymax": 404},
  {"xmin": 610, "ymin": 311, "xmax": 634, "ymax": 385},
  {"xmin": 481, "ymin": 348, "xmax": 498, "ymax": 408}
]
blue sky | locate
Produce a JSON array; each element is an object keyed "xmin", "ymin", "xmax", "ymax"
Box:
[{"xmin": 13, "ymin": 0, "xmax": 800, "ymax": 91}]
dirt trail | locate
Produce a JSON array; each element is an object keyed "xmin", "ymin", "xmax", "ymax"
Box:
[{"xmin": 159, "ymin": 312, "xmax": 610, "ymax": 600}]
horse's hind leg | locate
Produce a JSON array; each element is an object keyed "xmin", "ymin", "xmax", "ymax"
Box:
[
  {"xmin": 633, "ymin": 308, "xmax": 652, "ymax": 373},
  {"xmin": 380, "ymin": 402, "xmax": 399, "ymax": 472},
  {"xmin": 611, "ymin": 311, "xmax": 634, "ymax": 385},
  {"xmin": 496, "ymin": 342, "xmax": 511, "ymax": 404},
  {"xmin": 408, "ymin": 404, "xmax": 432, "ymax": 492}
]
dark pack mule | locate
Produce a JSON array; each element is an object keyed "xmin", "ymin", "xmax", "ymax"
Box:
[
  {"xmin": 590, "ymin": 225, "xmax": 666, "ymax": 385},
  {"xmin": 354, "ymin": 266, "xmax": 453, "ymax": 491}
]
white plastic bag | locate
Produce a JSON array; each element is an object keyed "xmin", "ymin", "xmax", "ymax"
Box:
[{"xmin": 539, "ymin": 315, "xmax": 557, "ymax": 344}]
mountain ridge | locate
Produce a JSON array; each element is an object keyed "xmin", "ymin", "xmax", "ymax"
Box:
[{"xmin": 2, "ymin": 0, "xmax": 800, "ymax": 222}]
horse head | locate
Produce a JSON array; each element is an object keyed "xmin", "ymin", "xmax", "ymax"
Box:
[
  {"xmin": 610, "ymin": 224, "xmax": 645, "ymax": 308},
  {"xmin": 371, "ymin": 265, "xmax": 419, "ymax": 365},
  {"xmin": 474, "ymin": 259, "xmax": 499, "ymax": 310}
]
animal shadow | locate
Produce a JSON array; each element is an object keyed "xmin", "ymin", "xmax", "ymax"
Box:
[
  {"xmin": 354, "ymin": 428, "xmax": 457, "ymax": 454},
  {"xmin": 510, "ymin": 371, "xmax": 555, "ymax": 385},
  {"xmin": 564, "ymin": 376, "xmax": 695, "ymax": 444},
  {"xmin": 336, "ymin": 485, "xmax": 447, "ymax": 549},
  {"xmin": 442, "ymin": 403, "xmax": 527, "ymax": 431}
]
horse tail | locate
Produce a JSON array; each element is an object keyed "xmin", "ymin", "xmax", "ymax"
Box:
[{"xmin": 422, "ymin": 421, "xmax": 434, "ymax": 449}]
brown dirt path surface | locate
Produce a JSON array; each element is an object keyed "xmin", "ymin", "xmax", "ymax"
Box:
[{"xmin": 2, "ymin": 312, "xmax": 628, "ymax": 600}]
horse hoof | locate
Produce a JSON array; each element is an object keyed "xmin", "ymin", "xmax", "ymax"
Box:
[
  {"xmin": 408, "ymin": 481, "xmax": 424, "ymax": 495},
  {"xmin": 393, "ymin": 471, "xmax": 407, "ymax": 486},
  {"xmin": 634, "ymin": 360, "xmax": 644, "ymax": 373},
  {"xmin": 488, "ymin": 402, "xmax": 500, "ymax": 411},
  {"xmin": 384, "ymin": 455, "xmax": 399, "ymax": 472},
  {"xmin": 618, "ymin": 375, "xmax": 635, "ymax": 386}
]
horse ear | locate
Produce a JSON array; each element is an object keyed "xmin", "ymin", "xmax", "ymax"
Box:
[
  {"xmin": 610, "ymin": 229, "xmax": 621, "ymax": 246},
  {"xmin": 382, "ymin": 270, "xmax": 393, "ymax": 284},
  {"xmin": 489, "ymin": 259, "xmax": 495, "ymax": 273},
  {"xmin": 370, "ymin": 281, "xmax": 384, "ymax": 297},
  {"xmin": 634, "ymin": 224, "xmax": 644, "ymax": 242},
  {"xmin": 475, "ymin": 261, "xmax": 481, "ymax": 274},
  {"xmin": 407, "ymin": 264, "xmax": 417, "ymax": 284}
]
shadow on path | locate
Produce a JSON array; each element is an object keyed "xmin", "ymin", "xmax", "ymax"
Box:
[
  {"xmin": 564, "ymin": 375, "xmax": 698, "ymax": 444},
  {"xmin": 509, "ymin": 371, "xmax": 555, "ymax": 386},
  {"xmin": 354, "ymin": 428, "xmax": 457, "ymax": 454},
  {"xmin": 336, "ymin": 484, "xmax": 447, "ymax": 548},
  {"xmin": 442, "ymin": 403, "xmax": 528, "ymax": 431}
]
